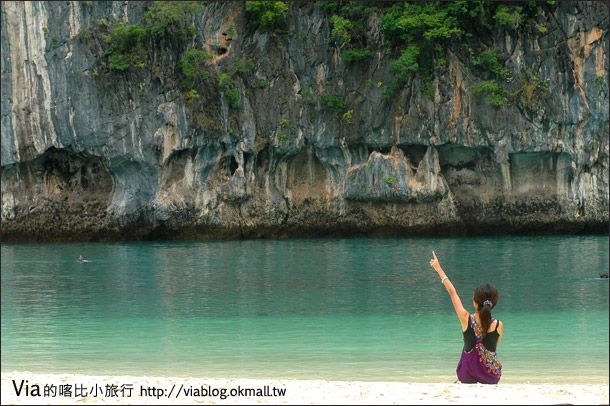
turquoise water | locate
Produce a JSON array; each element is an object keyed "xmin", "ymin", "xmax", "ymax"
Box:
[{"xmin": 1, "ymin": 236, "xmax": 608, "ymax": 383}]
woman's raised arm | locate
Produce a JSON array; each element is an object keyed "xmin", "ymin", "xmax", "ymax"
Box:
[{"xmin": 429, "ymin": 251, "xmax": 469, "ymax": 330}]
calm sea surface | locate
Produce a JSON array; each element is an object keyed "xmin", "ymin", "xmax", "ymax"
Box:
[{"xmin": 1, "ymin": 236, "xmax": 608, "ymax": 383}]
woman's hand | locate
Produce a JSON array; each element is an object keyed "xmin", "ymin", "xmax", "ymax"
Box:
[{"xmin": 429, "ymin": 251, "xmax": 442, "ymax": 273}]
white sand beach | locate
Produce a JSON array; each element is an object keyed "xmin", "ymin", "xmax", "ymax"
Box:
[{"xmin": 1, "ymin": 372, "xmax": 608, "ymax": 405}]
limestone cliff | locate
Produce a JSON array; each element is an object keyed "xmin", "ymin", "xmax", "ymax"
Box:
[{"xmin": 1, "ymin": 1, "xmax": 608, "ymax": 241}]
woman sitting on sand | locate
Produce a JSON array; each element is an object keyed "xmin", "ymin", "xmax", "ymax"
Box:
[{"xmin": 429, "ymin": 251, "xmax": 503, "ymax": 384}]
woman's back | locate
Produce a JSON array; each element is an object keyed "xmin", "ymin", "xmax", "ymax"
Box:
[
  {"xmin": 463, "ymin": 314, "xmax": 500, "ymax": 352},
  {"xmin": 456, "ymin": 314, "xmax": 503, "ymax": 384}
]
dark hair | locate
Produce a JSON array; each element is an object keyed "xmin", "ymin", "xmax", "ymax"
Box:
[{"xmin": 473, "ymin": 283, "xmax": 499, "ymax": 338}]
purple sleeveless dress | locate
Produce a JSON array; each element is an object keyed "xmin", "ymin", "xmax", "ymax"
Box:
[{"xmin": 456, "ymin": 314, "xmax": 502, "ymax": 384}]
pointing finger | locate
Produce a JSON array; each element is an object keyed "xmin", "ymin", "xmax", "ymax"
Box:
[{"xmin": 432, "ymin": 251, "xmax": 438, "ymax": 260}]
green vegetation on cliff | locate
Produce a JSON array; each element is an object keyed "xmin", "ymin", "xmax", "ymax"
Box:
[
  {"xmin": 321, "ymin": 0, "xmax": 555, "ymax": 104},
  {"xmin": 180, "ymin": 48, "xmax": 212, "ymax": 85},
  {"xmin": 80, "ymin": 1, "xmax": 204, "ymax": 73},
  {"xmin": 144, "ymin": 1, "xmax": 203, "ymax": 41},
  {"xmin": 326, "ymin": 1, "xmax": 375, "ymax": 64},
  {"xmin": 323, "ymin": 94, "xmax": 348, "ymax": 116},
  {"xmin": 341, "ymin": 48, "xmax": 372, "ymax": 62},
  {"xmin": 101, "ymin": 23, "xmax": 148, "ymax": 72},
  {"xmin": 78, "ymin": 0, "xmax": 557, "ymax": 113},
  {"xmin": 245, "ymin": 1, "xmax": 288, "ymax": 32}
]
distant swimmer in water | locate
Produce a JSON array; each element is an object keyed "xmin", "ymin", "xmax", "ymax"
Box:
[
  {"xmin": 600, "ymin": 272, "xmax": 609, "ymax": 279},
  {"xmin": 78, "ymin": 255, "xmax": 85, "ymax": 263}
]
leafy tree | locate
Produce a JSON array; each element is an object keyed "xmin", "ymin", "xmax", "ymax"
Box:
[
  {"xmin": 225, "ymin": 89, "xmax": 240, "ymax": 109},
  {"xmin": 472, "ymin": 80, "xmax": 507, "ymax": 107},
  {"xmin": 494, "ymin": 5, "xmax": 522, "ymax": 29},
  {"xmin": 107, "ymin": 54, "xmax": 131, "ymax": 72},
  {"xmin": 391, "ymin": 45, "xmax": 421, "ymax": 75},
  {"xmin": 471, "ymin": 49, "xmax": 511, "ymax": 80},
  {"xmin": 235, "ymin": 58, "xmax": 254, "ymax": 74},
  {"xmin": 144, "ymin": 1, "xmax": 203, "ymax": 41},
  {"xmin": 218, "ymin": 73, "xmax": 240, "ymax": 109},
  {"xmin": 180, "ymin": 48, "xmax": 212, "ymax": 84},
  {"xmin": 103, "ymin": 23, "xmax": 148, "ymax": 52},
  {"xmin": 218, "ymin": 73, "xmax": 233, "ymax": 89},
  {"xmin": 331, "ymin": 15, "xmax": 352, "ymax": 47},
  {"xmin": 245, "ymin": 1, "xmax": 288, "ymax": 32},
  {"xmin": 322, "ymin": 94, "xmax": 347, "ymax": 115},
  {"xmin": 185, "ymin": 89, "xmax": 199, "ymax": 104},
  {"xmin": 341, "ymin": 48, "xmax": 372, "ymax": 62},
  {"xmin": 101, "ymin": 23, "xmax": 148, "ymax": 72}
]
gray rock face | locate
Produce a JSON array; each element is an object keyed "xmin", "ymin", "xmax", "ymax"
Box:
[{"xmin": 1, "ymin": 1, "xmax": 608, "ymax": 241}]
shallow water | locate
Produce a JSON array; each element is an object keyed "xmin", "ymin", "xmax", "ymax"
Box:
[{"xmin": 1, "ymin": 236, "xmax": 608, "ymax": 383}]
